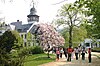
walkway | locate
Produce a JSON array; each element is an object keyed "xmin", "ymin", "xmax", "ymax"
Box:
[{"xmin": 40, "ymin": 52, "xmax": 100, "ymax": 66}]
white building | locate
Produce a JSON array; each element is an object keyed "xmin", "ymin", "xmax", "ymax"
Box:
[
  {"xmin": 0, "ymin": 23, "xmax": 15, "ymax": 35},
  {"xmin": 84, "ymin": 39, "xmax": 92, "ymax": 48},
  {"xmin": 10, "ymin": 3, "xmax": 40, "ymax": 47},
  {"xmin": 95, "ymin": 39, "xmax": 100, "ymax": 48},
  {"xmin": 80, "ymin": 38, "xmax": 92, "ymax": 48}
]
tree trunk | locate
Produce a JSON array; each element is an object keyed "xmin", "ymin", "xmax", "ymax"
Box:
[
  {"xmin": 69, "ymin": 26, "xmax": 73, "ymax": 47},
  {"xmin": 47, "ymin": 50, "xmax": 50, "ymax": 58}
]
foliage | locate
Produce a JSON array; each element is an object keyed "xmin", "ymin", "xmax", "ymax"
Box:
[
  {"xmin": 0, "ymin": 48, "xmax": 30, "ymax": 66},
  {"xmin": 88, "ymin": 0, "xmax": 100, "ymax": 39},
  {"xmin": 60, "ymin": 25, "xmax": 87, "ymax": 47},
  {"xmin": 73, "ymin": 26, "xmax": 87, "ymax": 43},
  {"xmin": 7, "ymin": 48, "xmax": 30, "ymax": 66},
  {"xmin": 81, "ymin": 23, "xmax": 92, "ymax": 38},
  {"xmin": 30, "ymin": 46, "xmax": 44, "ymax": 54},
  {"xmin": 75, "ymin": 0, "xmax": 100, "ymax": 39},
  {"xmin": 12, "ymin": 30, "xmax": 23, "ymax": 48},
  {"xmin": 0, "ymin": 48, "xmax": 10, "ymax": 66},
  {"xmin": 54, "ymin": 3, "xmax": 85, "ymax": 47},
  {"xmin": 0, "ymin": 30, "xmax": 17, "ymax": 53},
  {"xmin": 26, "ymin": 32, "xmax": 35, "ymax": 47},
  {"xmin": 92, "ymin": 47, "xmax": 100, "ymax": 52},
  {"xmin": 72, "ymin": 26, "xmax": 87, "ymax": 47},
  {"xmin": 59, "ymin": 28, "xmax": 69, "ymax": 47},
  {"xmin": 24, "ymin": 53, "xmax": 55, "ymax": 66},
  {"xmin": 0, "ymin": 30, "xmax": 23, "ymax": 52},
  {"xmin": 32, "ymin": 23, "xmax": 65, "ymax": 49},
  {"xmin": 0, "ymin": 30, "xmax": 24, "ymax": 66}
]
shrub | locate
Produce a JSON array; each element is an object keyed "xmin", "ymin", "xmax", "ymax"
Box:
[
  {"xmin": 8, "ymin": 48, "xmax": 30, "ymax": 66},
  {"xmin": 30, "ymin": 46, "xmax": 44, "ymax": 54},
  {"xmin": 92, "ymin": 47, "xmax": 100, "ymax": 52}
]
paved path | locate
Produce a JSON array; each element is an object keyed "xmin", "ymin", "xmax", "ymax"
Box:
[{"xmin": 39, "ymin": 52, "xmax": 100, "ymax": 66}]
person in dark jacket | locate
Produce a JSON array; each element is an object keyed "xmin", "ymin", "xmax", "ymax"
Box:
[
  {"xmin": 81, "ymin": 47, "xmax": 87, "ymax": 60},
  {"xmin": 63, "ymin": 47, "xmax": 67, "ymax": 58},
  {"xmin": 88, "ymin": 48, "xmax": 91, "ymax": 63}
]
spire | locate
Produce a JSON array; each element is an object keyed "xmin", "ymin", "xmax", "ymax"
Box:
[
  {"xmin": 32, "ymin": 0, "xmax": 35, "ymax": 8},
  {"xmin": 30, "ymin": 0, "xmax": 36, "ymax": 15}
]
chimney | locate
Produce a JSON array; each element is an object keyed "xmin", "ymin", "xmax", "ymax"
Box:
[{"xmin": 17, "ymin": 20, "xmax": 19, "ymax": 22}]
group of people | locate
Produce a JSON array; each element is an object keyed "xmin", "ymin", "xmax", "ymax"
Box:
[{"xmin": 52, "ymin": 46, "xmax": 91, "ymax": 63}]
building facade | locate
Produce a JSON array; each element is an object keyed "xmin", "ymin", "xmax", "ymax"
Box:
[{"xmin": 10, "ymin": 3, "xmax": 39, "ymax": 47}]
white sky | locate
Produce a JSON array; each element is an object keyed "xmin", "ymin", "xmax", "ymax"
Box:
[{"xmin": 0, "ymin": 0, "xmax": 76, "ymax": 24}]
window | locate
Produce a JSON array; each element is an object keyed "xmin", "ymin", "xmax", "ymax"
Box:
[
  {"xmin": 33, "ymin": 17, "xmax": 35, "ymax": 20},
  {"xmin": 0, "ymin": 31, "xmax": 2, "ymax": 33},
  {"xmin": 21, "ymin": 35, "xmax": 23, "ymax": 38},
  {"xmin": 85, "ymin": 43, "xmax": 90, "ymax": 47},
  {"xmin": 25, "ymin": 34, "xmax": 27, "ymax": 39},
  {"xmin": 17, "ymin": 29, "xmax": 22, "ymax": 32}
]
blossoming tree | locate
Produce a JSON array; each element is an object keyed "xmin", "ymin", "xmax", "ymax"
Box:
[{"xmin": 31, "ymin": 23, "xmax": 65, "ymax": 49}]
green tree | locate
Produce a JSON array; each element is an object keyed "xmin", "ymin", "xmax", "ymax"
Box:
[
  {"xmin": 60, "ymin": 28, "xmax": 69, "ymax": 47},
  {"xmin": 75, "ymin": 0, "xmax": 100, "ymax": 39},
  {"xmin": 0, "ymin": 30, "xmax": 27, "ymax": 66},
  {"xmin": 0, "ymin": 48, "xmax": 10, "ymax": 66},
  {"xmin": 72, "ymin": 26, "xmax": 87, "ymax": 46},
  {"xmin": 0, "ymin": 30, "xmax": 22, "ymax": 53},
  {"xmin": 26, "ymin": 32, "xmax": 36, "ymax": 47},
  {"xmin": 12, "ymin": 30, "xmax": 23, "ymax": 48},
  {"xmin": 54, "ymin": 3, "xmax": 85, "ymax": 47},
  {"xmin": 81, "ymin": 22, "xmax": 93, "ymax": 38},
  {"xmin": 60, "ymin": 25, "xmax": 87, "ymax": 47}
]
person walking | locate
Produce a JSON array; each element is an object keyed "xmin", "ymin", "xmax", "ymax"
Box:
[
  {"xmin": 60, "ymin": 47, "xmax": 63, "ymax": 58},
  {"xmin": 56, "ymin": 47, "xmax": 60, "ymax": 61},
  {"xmin": 81, "ymin": 47, "xmax": 87, "ymax": 60},
  {"xmin": 67, "ymin": 46, "xmax": 73, "ymax": 62},
  {"xmin": 88, "ymin": 48, "xmax": 91, "ymax": 63},
  {"xmin": 78, "ymin": 46, "xmax": 81, "ymax": 58},
  {"xmin": 71, "ymin": 47, "xmax": 74, "ymax": 60},
  {"xmin": 75, "ymin": 47, "xmax": 79, "ymax": 60},
  {"xmin": 63, "ymin": 47, "xmax": 68, "ymax": 58}
]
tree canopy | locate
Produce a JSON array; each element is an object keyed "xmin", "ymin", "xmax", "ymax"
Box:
[
  {"xmin": 31, "ymin": 23, "xmax": 65, "ymax": 49},
  {"xmin": 60, "ymin": 25, "xmax": 87, "ymax": 47},
  {"xmin": 0, "ymin": 30, "xmax": 22, "ymax": 53},
  {"xmin": 53, "ymin": 2, "xmax": 85, "ymax": 47},
  {"xmin": 75, "ymin": 0, "xmax": 100, "ymax": 39}
]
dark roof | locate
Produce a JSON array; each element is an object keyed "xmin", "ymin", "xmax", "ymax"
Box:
[
  {"xmin": 27, "ymin": 14, "xmax": 39, "ymax": 17},
  {"xmin": 16, "ymin": 23, "xmax": 33, "ymax": 32}
]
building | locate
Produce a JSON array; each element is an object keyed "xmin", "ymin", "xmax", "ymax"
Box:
[
  {"xmin": 10, "ymin": 3, "xmax": 40, "ymax": 47},
  {"xmin": 93, "ymin": 39, "xmax": 100, "ymax": 48},
  {"xmin": 0, "ymin": 23, "xmax": 15, "ymax": 35},
  {"xmin": 1, "ymin": 2, "xmax": 65, "ymax": 48},
  {"xmin": 80, "ymin": 39, "xmax": 92, "ymax": 49}
]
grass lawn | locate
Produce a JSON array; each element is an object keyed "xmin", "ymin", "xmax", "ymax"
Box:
[{"xmin": 24, "ymin": 53, "xmax": 56, "ymax": 66}]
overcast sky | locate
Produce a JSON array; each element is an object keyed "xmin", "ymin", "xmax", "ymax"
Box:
[{"xmin": 0, "ymin": 0, "xmax": 76, "ymax": 24}]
